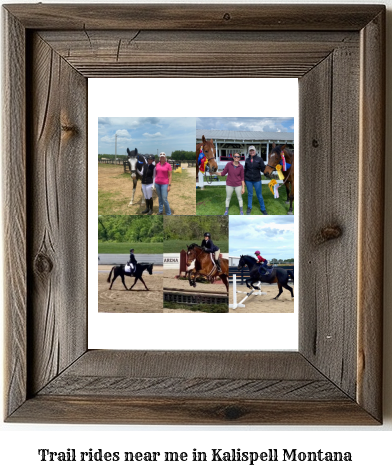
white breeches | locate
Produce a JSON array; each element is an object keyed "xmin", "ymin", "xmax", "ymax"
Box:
[{"xmin": 142, "ymin": 183, "xmax": 154, "ymax": 200}]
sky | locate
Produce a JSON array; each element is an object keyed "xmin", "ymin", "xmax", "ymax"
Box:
[
  {"xmin": 98, "ymin": 117, "xmax": 196, "ymax": 155},
  {"xmin": 197, "ymin": 117, "xmax": 294, "ymax": 133},
  {"xmin": 229, "ymin": 215, "xmax": 295, "ymax": 261}
]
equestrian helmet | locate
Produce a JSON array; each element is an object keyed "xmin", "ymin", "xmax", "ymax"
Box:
[
  {"xmin": 204, "ymin": 232, "xmax": 211, "ymax": 237},
  {"xmin": 255, "ymin": 250, "xmax": 260, "ymax": 255},
  {"xmin": 130, "ymin": 248, "xmax": 134, "ymax": 252}
]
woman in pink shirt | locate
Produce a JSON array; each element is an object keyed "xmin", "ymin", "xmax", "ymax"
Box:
[
  {"xmin": 218, "ymin": 153, "xmax": 245, "ymax": 215},
  {"xmin": 154, "ymin": 152, "xmax": 172, "ymax": 215}
]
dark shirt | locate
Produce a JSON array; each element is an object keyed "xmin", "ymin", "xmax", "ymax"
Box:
[
  {"xmin": 141, "ymin": 163, "xmax": 155, "ymax": 185},
  {"xmin": 201, "ymin": 238, "xmax": 219, "ymax": 253},
  {"xmin": 129, "ymin": 253, "xmax": 137, "ymax": 265},
  {"xmin": 244, "ymin": 154, "xmax": 265, "ymax": 182}
]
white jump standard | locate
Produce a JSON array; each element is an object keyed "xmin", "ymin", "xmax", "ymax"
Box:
[{"xmin": 229, "ymin": 274, "xmax": 266, "ymax": 310}]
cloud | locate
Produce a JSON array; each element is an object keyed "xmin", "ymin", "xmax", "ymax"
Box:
[{"xmin": 143, "ymin": 132, "xmax": 163, "ymax": 138}]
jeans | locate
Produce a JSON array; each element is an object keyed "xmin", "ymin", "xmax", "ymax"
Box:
[
  {"xmin": 245, "ymin": 180, "xmax": 266, "ymax": 211},
  {"xmin": 155, "ymin": 183, "xmax": 171, "ymax": 215}
]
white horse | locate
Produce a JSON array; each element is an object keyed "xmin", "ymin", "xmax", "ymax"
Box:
[{"xmin": 127, "ymin": 148, "xmax": 147, "ymax": 206}]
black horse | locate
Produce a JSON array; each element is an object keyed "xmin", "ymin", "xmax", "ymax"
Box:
[
  {"xmin": 238, "ymin": 255, "xmax": 294, "ymax": 299},
  {"xmin": 127, "ymin": 147, "xmax": 148, "ymax": 206},
  {"xmin": 107, "ymin": 263, "xmax": 154, "ymax": 291}
]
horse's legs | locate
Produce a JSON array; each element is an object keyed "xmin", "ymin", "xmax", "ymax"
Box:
[
  {"xmin": 109, "ymin": 272, "xmax": 118, "ymax": 290},
  {"xmin": 121, "ymin": 275, "xmax": 128, "ymax": 291},
  {"xmin": 128, "ymin": 176, "xmax": 137, "ymax": 206},
  {"xmin": 138, "ymin": 276, "xmax": 149, "ymax": 291},
  {"xmin": 282, "ymin": 282, "xmax": 294, "ymax": 298},
  {"xmin": 287, "ymin": 181, "xmax": 294, "ymax": 215},
  {"xmin": 220, "ymin": 274, "xmax": 229, "ymax": 293},
  {"xmin": 245, "ymin": 277, "xmax": 253, "ymax": 289},
  {"xmin": 274, "ymin": 282, "xmax": 283, "ymax": 299}
]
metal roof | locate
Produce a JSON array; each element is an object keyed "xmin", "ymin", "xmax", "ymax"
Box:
[{"xmin": 196, "ymin": 129, "xmax": 294, "ymax": 141}]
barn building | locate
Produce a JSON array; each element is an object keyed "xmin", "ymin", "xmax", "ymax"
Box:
[{"xmin": 196, "ymin": 129, "xmax": 294, "ymax": 169}]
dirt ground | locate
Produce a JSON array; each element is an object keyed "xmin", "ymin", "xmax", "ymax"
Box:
[
  {"xmin": 98, "ymin": 164, "xmax": 196, "ymax": 215},
  {"xmin": 229, "ymin": 283, "xmax": 294, "ymax": 313},
  {"xmin": 98, "ymin": 266, "xmax": 163, "ymax": 313},
  {"xmin": 163, "ymin": 268, "xmax": 228, "ymax": 294}
]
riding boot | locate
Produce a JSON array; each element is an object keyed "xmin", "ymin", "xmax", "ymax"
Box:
[
  {"xmin": 215, "ymin": 259, "xmax": 221, "ymax": 272},
  {"xmin": 141, "ymin": 199, "xmax": 149, "ymax": 214},
  {"xmin": 147, "ymin": 198, "xmax": 153, "ymax": 215}
]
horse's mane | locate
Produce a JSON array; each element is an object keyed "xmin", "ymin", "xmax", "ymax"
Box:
[
  {"xmin": 242, "ymin": 255, "xmax": 257, "ymax": 263},
  {"xmin": 188, "ymin": 243, "xmax": 203, "ymax": 251}
]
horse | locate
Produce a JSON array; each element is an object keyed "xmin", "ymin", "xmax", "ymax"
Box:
[
  {"xmin": 107, "ymin": 263, "xmax": 154, "ymax": 291},
  {"xmin": 264, "ymin": 144, "xmax": 294, "ymax": 215},
  {"xmin": 186, "ymin": 243, "xmax": 229, "ymax": 292},
  {"xmin": 237, "ymin": 255, "xmax": 294, "ymax": 299},
  {"xmin": 196, "ymin": 135, "xmax": 218, "ymax": 183},
  {"xmin": 127, "ymin": 147, "xmax": 148, "ymax": 206}
]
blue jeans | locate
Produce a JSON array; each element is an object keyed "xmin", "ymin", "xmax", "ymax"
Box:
[
  {"xmin": 245, "ymin": 180, "xmax": 266, "ymax": 211},
  {"xmin": 155, "ymin": 183, "xmax": 171, "ymax": 215}
]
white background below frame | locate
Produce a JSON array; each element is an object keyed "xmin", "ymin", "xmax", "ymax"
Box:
[{"xmin": 89, "ymin": 78, "xmax": 298, "ymax": 351}]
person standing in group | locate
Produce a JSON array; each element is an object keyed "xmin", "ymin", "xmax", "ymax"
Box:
[
  {"xmin": 244, "ymin": 145, "xmax": 268, "ymax": 215},
  {"xmin": 155, "ymin": 152, "xmax": 172, "ymax": 215},
  {"xmin": 217, "ymin": 153, "xmax": 245, "ymax": 215},
  {"xmin": 137, "ymin": 155, "xmax": 156, "ymax": 215}
]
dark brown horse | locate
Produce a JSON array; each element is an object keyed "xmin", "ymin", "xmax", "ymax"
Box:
[
  {"xmin": 196, "ymin": 135, "xmax": 218, "ymax": 182},
  {"xmin": 264, "ymin": 144, "xmax": 294, "ymax": 215},
  {"xmin": 186, "ymin": 243, "xmax": 229, "ymax": 292},
  {"xmin": 107, "ymin": 263, "xmax": 153, "ymax": 291},
  {"xmin": 238, "ymin": 255, "xmax": 294, "ymax": 299}
]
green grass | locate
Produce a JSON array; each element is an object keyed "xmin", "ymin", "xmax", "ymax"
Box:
[
  {"xmin": 163, "ymin": 240, "xmax": 228, "ymax": 253},
  {"xmin": 163, "ymin": 302, "xmax": 228, "ymax": 313},
  {"xmin": 196, "ymin": 182, "xmax": 293, "ymax": 215},
  {"xmin": 98, "ymin": 242, "xmax": 163, "ymax": 254}
]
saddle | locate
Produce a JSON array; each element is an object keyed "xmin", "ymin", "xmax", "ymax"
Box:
[{"xmin": 258, "ymin": 265, "xmax": 272, "ymax": 277}]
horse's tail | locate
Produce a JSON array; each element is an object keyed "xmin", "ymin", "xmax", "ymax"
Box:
[
  {"xmin": 107, "ymin": 266, "xmax": 114, "ymax": 283},
  {"xmin": 287, "ymin": 270, "xmax": 294, "ymax": 283}
]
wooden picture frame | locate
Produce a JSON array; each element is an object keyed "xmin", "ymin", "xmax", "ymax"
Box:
[{"xmin": 3, "ymin": 4, "xmax": 385, "ymax": 424}]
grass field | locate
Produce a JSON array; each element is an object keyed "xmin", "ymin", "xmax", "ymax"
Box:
[
  {"xmin": 196, "ymin": 178, "xmax": 293, "ymax": 215},
  {"xmin": 163, "ymin": 240, "xmax": 228, "ymax": 253},
  {"xmin": 98, "ymin": 242, "xmax": 163, "ymax": 253}
]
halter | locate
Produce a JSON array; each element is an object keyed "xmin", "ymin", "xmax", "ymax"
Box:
[{"xmin": 266, "ymin": 151, "xmax": 294, "ymax": 187}]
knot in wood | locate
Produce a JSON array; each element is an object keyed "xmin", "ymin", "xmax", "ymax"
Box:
[
  {"xmin": 314, "ymin": 225, "xmax": 342, "ymax": 245},
  {"xmin": 312, "ymin": 139, "xmax": 319, "ymax": 148},
  {"xmin": 61, "ymin": 124, "xmax": 77, "ymax": 133},
  {"xmin": 34, "ymin": 252, "xmax": 53, "ymax": 274},
  {"xmin": 223, "ymin": 405, "xmax": 244, "ymax": 420},
  {"xmin": 223, "ymin": 13, "xmax": 231, "ymax": 21}
]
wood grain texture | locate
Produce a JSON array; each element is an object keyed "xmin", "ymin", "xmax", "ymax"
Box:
[
  {"xmin": 9, "ymin": 396, "xmax": 379, "ymax": 425},
  {"xmin": 357, "ymin": 9, "xmax": 385, "ymax": 422},
  {"xmin": 4, "ymin": 4, "xmax": 384, "ymax": 31},
  {"xmin": 27, "ymin": 33, "xmax": 87, "ymax": 396},
  {"xmin": 38, "ymin": 30, "xmax": 358, "ymax": 78},
  {"xmin": 2, "ymin": 4, "xmax": 385, "ymax": 425},
  {"xmin": 2, "ymin": 9, "xmax": 27, "ymax": 419},
  {"xmin": 299, "ymin": 40, "xmax": 360, "ymax": 400}
]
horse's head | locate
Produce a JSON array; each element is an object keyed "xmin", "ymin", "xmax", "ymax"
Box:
[
  {"xmin": 264, "ymin": 144, "xmax": 283, "ymax": 178},
  {"xmin": 186, "ymin": 244, "xmax": 200, "ymax": 266},
  {"xmin": 199, "ymin": 135, "xmax": 218, "ymax": 173},
  {"xmin": 147, "ymin": 263, "xmax": 153, "ymax": 275},
  {"xmin": 237, "ymin": 255, "xmax": 246, "ymax": 270}
]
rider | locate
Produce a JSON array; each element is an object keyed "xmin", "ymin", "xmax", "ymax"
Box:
[
  {"xmin": 255, "ymin": 250, "xmax": 269, "ymax": 275},
  {"xmin": 201, "ymin": 232, "xmax": 221, "ymax": 272},
  {"xmin": 128, "ymin": 248, "xmax": 137, "ymax": 274}
]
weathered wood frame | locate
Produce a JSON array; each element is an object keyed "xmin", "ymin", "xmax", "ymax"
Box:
[{"xmin": 3, "ymin": 4, "xmax": 385, "ymax": 424}]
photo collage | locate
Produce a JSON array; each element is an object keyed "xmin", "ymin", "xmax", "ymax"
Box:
[{"xmin": 98, "ymin": 117, "xmax": 295, "ymax": 314}]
